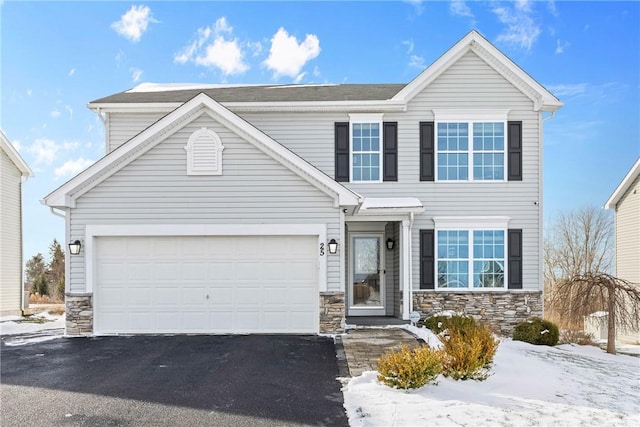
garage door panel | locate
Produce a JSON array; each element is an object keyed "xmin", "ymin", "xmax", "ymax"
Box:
[{"xmin": 95, "ymin": 235, "xmax": 318, "ymax": 334}]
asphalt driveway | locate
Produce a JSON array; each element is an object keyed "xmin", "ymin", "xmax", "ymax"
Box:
[{"xmin": 0, "ymin": 334, "xmax": 348, "ymax": 426}]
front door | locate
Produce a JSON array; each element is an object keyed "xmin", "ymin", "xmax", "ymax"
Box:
[{"xmin": 349, "ymin": 233, "xmax": 385, "ymax": 316}]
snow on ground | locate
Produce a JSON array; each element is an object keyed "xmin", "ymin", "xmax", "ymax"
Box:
[
  {"xmin": 0, "ymin": 311, "xmax": 65, "ymax": 336},
  {"xmin": 344, "ymin": 326, "xmax": 640, "ymax": 427}
]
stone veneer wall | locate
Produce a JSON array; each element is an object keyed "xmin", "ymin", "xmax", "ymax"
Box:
[
  {"xmin": 66, "ymin": 293, "xmax": 93, "ymax": 336},
  {"xmin": 413, "ymin": 291, "xmax": 543, "ymax": 336},
  {"xmin": 320, "ymin": 292, "xmax": 345, "ymax": 333}
]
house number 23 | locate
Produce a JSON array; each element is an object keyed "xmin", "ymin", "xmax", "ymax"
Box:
[{"xmin": 319, "ymin": 243, "xmax": 325, "ymax": 256}]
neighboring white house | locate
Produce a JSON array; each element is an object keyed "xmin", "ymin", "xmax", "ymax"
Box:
[
  {"xmin": 1, "ymin": 129, "xmax": 33, "ymax": 316},
  {"xmin": 603, "ymin": 157, "xmax": 640, "ymax": 343},
  {"xmin": 42, "ymin": 30, "xmax": 563, "ymax": 336}
]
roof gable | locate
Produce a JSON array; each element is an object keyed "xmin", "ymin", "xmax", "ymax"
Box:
[
  {"xmin": 0, "ymin": 129, "xmax": 33, "ymax": 177},
  {"xmin": 605, "ymin": 158, "xmax": 640, "ymax": 210},
  {"xmin": 392, "ymin": 30, "xmax": 563, "ymax": 112},
  {"xmin": 42, "ymin": 93, "xmax": 361, "ymax": 208}
]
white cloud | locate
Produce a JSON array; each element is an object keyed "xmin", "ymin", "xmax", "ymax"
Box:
[
  {"xmin": 50, "ymin": 109, "xmax": 61, "ymax": 118},
  {"xmin": 546, "ymin": 83, "xmax": 588, "ymax": 97},
  {"xmin": 402, "ymin": 39, "xmax": 414, "ymax": 54},
  {"xmin": 63, "ymin": 141, "xmax": 80, "ymax": 150},
  {"xmin": 130, "ymin": 67, "xmax": 143, "ymax": 82},
  {"xmin": 405, "ymin": 0, "xmax": 424, "ymax": 16},
  {"xmin": 263, "ymin": 27, "xmax": 320, "ymax": 80},
  {"xmin": 555, "ymin": 39, "xmax": 570, "ymax": 54},
  {"xmin": 54, "ymin": 157, "xmax": 95, "ymax": 180},
  {"xmin": 29, "ymin": 138, "xmax": 60, "ymax": 165},
  {"xmin": 111, "ymin": 5, "xmax": 158, "ymax": 43},
  {"xmin": 26, "ymin": 89, "xmax": 32, "ymax": 97},
  {"xmin": 68, "ymin": 68, "xmax": 76, "ymax": 77},
  {"xmin": 409, "ymin": 55, "xmax": 425, "ymax": 68},
  {"xmin": 492, "ymin": 0, "xmax": 541, "ymax": 51},
  {"xmin": 450, "ymin": 0, "xmax": 473, "ymax": 18},
  {"xmin": 65, "ymin": 105, "xmax": 73, "ymax": 119},
  {"xmin": 174, "ymin": 17, "xmax": 248, "ymax": 76}
]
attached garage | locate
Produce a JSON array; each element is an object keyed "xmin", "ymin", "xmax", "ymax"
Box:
[{"xmin": 93, "ymin": 234, "xmax": 319, "ymax": 335}]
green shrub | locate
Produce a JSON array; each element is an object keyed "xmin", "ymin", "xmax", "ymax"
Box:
[
  {"xmin": 377, "ymin": 344, "xmax": 442, "ymax": 389},
  {"xmin": 438, "ymin": 323, "xmax": 499, "ymax": 381},
  {"xmin": 32, "ymin": 274, "xmax": 48, "ymax": 296},
  {"xmin": 421, "ymin": 315, "xmax": 477, "ymax": 334},
  {"xmin": 512, "ymin": 318, "xmax": 560, "ymax": 346}
]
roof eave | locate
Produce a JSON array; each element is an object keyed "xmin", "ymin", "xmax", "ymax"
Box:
[{"xmin": 604, "ymin": 158, "xmax": 640, "ymax": 210}]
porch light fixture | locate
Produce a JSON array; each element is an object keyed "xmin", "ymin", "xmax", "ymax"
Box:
[
  {"xmin": 328, "ymin": 239, "xmax": 338, "ymax": 254},
  {"xmin": 68, "ymin": 240, "xmax": 82, "ymax": 255},
  {"xmin": 386, "ymin": 238, "xmax": 395, "ymax": 251}
]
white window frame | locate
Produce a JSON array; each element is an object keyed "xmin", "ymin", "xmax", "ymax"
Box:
[
  {"xmin": 433, "ymin": 109, "xmax": 510, "ymax": 182},
  {"xmin": 349, "ymin": 113, "xmax": 384, "ymax": 183},
  {"xmin": 432, "ymin": 216, "xmax": 510, "ymax": 291}
]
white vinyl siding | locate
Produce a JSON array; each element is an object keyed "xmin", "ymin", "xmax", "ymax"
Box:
[
  {"xmin": 69, "ymin": 113, "xmax": 341, "ymax": 294},
  {"xmin": 107, "ymin": 112, "xmax": 165, "ymax": 152},
  {"xmin": 0, "ymin": 149, "xmax": 23, "ymax": 315},
  {"xmin": 615, "ymin": 174, "xmax": 640, "ymax": 285}
]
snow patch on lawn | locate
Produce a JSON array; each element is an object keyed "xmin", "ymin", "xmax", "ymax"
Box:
[
  {"xmin": 343, "ymin": 336, "xmax": 640, "ymax": 426},
  {"xmin": 0, "ymin": 311, "xmax": 65, "ymax": 336}
]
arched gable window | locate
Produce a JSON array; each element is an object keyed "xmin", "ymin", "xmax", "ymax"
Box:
[{"xmin": 184, "ymin": 127, "xmax": 224, "ymax": 175}]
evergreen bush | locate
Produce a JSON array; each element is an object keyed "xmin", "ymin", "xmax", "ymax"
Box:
[
  {"xmin": 438, "ymin": 323, "xmax": 499, "ymax": 381},
  {"xmin": 377, "ymin": 344, "xmax": 442, "ymax": 389},
  {"xmin": 512, "ymin": 318, "xmax": 560, "ymax": 346}
]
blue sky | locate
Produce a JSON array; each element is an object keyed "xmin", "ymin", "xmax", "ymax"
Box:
[{"xmin": 1, "ymin": 0, "xmax": 639, "ymax": 262}]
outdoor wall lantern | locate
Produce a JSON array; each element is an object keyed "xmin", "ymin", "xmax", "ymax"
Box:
[
  {"xmin": 386, "ymin": 238, "xmax": 395, "ymax": 251},
  {"xmin": 68, "ymin": 240, "xmax": 82, "ymax": 255},
  {"xmin": 328, "ymin": 239, "xmax": 338, "ymax": 254}
]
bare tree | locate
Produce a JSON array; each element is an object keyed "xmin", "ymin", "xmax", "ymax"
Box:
[
  {"xmin": 553, "ymin": 273, "xmax": 640, "ymax": 354},
  {"xmin": 544, "ymin": 206, "xmax": 614, "ymax": 329}
]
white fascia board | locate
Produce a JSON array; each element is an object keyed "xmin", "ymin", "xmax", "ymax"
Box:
[
  {"xmin": 605, "ymin": 158, "xmax": 640, "ymax": 210},
  {"xmin": 0, "ymin": 130, "xmax": 33, "ymax": 177},
  {"xmin": 392, "ymin": 30, "xmax": 563, "ymax": 112}
]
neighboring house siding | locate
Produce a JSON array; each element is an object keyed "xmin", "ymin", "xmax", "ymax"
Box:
[
  {"xmin": 108, "ymin": 112, "xmax": 165, "ymax": 152},
  {"xmin": 69, "ymin": 113, "xmax": 341, "ymax": 293},
  {"xmin": 0, "ymin": 149, "xmax": 23, "ymax": 315},
  {"xmin": 616, "ymin": 174, "xmax": 640, "ymax": 285}
]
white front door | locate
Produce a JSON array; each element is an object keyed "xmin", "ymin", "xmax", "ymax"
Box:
[{"xmin": 348, "ymin": 233, "xmax": 385, "ymax": 316}]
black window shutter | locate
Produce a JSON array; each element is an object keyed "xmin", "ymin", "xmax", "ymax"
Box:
[
  {"xmin": 420, "ymin": 230, "xmax": 435, "ymax": 289},
  {"xmin": 335, "ymin": 122, "xmax": 350, "ymax": 182},
  {"xmin": 508, "ymin": 121, "xmax": 522, "ymax": 181},
  {"xmin": 383, "ymin": 122, "xmax": 398, "ymax": 181},
  {"xmin": 420, "ymin": 122, "xmax": 435, "ymax": 181},
  {"xmin": 508, "ymin": 229, "xmax": 523, "ymax": 289}
]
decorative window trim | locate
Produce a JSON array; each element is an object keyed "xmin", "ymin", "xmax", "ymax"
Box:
[
  {"xmin": 433, "ymin": 109, "xmax": 510, "ymax": 183},
  {"xmin": 349, "ymin": 113, "xmax": 384, "ymax": 183},
  {"xmin": 184, "ymin": 127, "xmax": 224, "ymax": 176},
  {"xmin": 433, "ymin": 216, "xmax": 510, "ymax": 229}
]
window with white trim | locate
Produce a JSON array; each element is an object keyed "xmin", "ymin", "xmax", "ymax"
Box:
[
  {"xmin": 185, "ymin": 127, "xmax": 224, "ymax": 176},
  {"xmin": 436, "ymin": 229, "xmax": 506, "ymax": 289},
  {"xmin": 437, "ymin": 121, "xmax": 505, "ymax": 181},
  {"xmin": 350, "ymin": 114, "xmax": 383, "ymax": 182}
]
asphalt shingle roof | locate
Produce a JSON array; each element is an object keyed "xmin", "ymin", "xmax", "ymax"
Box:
[{"xmin": 90, "ymin": 83, "xmax": 406, "ymax": 104}]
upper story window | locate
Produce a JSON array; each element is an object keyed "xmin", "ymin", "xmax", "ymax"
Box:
[
  {"xmin": 434, "ymin": 110, "xmax": 509, "ymax": 182},
  {"xmin": 184, "ymin": 127, "xmax": 224, "ymax": 176},
  {"xmin": 350, "ymin": 114, "xmax": 383, "ymax": 182}
]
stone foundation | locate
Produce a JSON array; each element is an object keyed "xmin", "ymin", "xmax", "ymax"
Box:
[
  {"xmin": 412, "ymin": 291, "xmax": 543, "ymax": 336},
  {"xmin": 320, "ymin": 292, "xmax": 345, "ymax": 333},
  {"xmin": 66, "ymin": 293, "xmax": 93, "ymax": 336}
]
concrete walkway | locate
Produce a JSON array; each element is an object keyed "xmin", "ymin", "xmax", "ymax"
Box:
[{"xmin": 340, "ymin": 328, "xmax": 420, "ymax": 377}]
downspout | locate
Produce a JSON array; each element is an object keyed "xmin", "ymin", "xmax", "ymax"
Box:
[{"xmin": 539, "ymin": 110, "xmax": 556, "ymax": 318}]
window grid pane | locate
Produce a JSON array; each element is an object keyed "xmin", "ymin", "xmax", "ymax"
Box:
[
  {"xmin": 352, "ymin": 123, "xmax": 381, "ymax": 182},
  {"xmin": 437, "ymin": 230, "xmax": 469, "ymax": 288},
  {"xmin": 472, "ymin": 230, "xmax": 505, "ymax": 288},
  {"xmin": 437, "ymin": 122, "xmax": 469, "ymax": 181},
  {"xmin": 472, "ymin": 122, "xmax": 504, "ymax": 181}
]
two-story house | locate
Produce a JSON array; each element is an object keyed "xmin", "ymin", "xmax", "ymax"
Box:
[{"xmin": 43, "ymin": 30, "xmax": 562, "ymax": 336}]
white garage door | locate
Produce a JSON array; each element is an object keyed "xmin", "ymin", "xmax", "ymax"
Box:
[{"xmin": 94, "ymin": 235, "xmax": 319, "ymax": 334}]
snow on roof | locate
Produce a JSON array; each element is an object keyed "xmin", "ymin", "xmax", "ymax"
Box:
[
  {"xmin": 359, "ymin": 197, "xmax": 424, "ymax": 210},
  {"xmin": 125, "ymin": 82, "xmax": 271, "ymax": 93}
]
